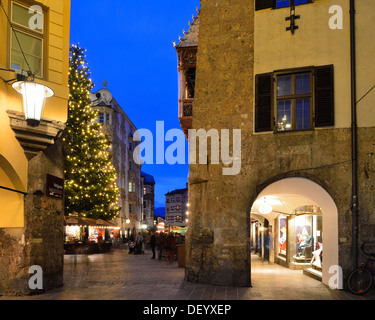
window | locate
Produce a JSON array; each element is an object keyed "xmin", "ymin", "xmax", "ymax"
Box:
[
  {"xmin": 129, "ymin": 181, "xmax": 135, "ymax": 193},
  {"xmin": 276, "ymin": 72, "xmax": 312, "ymax": 131},
  {"xmin": 106, "ymin": 113, "xmax": 111, "ymax": 125},
  {"xmin": 98, "ymin": 113, "xmax": 104, "ymax": 124},
  {"xmin": 278, "ymin": 215, "xmax": 287, "ymax": 256},
  {"xmin": 256, "ymin": 0, "xmax": 311, "ymax": 10},
  {"xmin": 10, "ymin": 2, "xmax": 44, "ymax": 78},
  {"xmin": 129, "ymin": 204, "xmax": 133, "ymax": 214},
  {"xmin": 276, "ymin": 0, "xmax": 308, "ymax": 8},
  {"xmin": 255, "ymin": 65, "xmax": 334, "ymax": 133},
  {"xmin": 98, "ymin": 112, "xmax": 112, "ymax": 125}
]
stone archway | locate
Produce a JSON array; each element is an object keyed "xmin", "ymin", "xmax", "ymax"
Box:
[{"xmin": 250, "ymin": 177, "xmax": 339, "ymax": 285}]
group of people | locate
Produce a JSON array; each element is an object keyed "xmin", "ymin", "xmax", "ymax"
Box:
[
  {"xmin": 149, "ymin": 231, "xmax": 184, "ymax": 263},
  {"xmin": 127, "ymin": 231, "xmax": 184, "ymax": 263}
]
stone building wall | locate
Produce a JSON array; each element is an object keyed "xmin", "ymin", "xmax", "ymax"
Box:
[
  {"xmin": 0, "ymin": 140, "xmax": 65, "ymax": 295},
  {"xmin": 186, "ymin": 0, "xmax": 375, "ymax": 286}
]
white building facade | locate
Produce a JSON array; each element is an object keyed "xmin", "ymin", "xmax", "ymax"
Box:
[{"xmin": 90, "ymin": 84, "xmax": 142, "ymax": 237}]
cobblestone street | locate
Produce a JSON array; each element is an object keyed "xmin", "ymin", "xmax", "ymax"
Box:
[{"xmin": 1, "ymin": 248, "xmax": 374, "ymax": 301}]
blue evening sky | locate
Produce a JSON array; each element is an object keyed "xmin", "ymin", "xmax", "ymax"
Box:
[{"xmin": 70, "ymin": 0, "xmax": 200, "ymax": 208}]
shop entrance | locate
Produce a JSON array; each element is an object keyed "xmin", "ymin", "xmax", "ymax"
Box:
[{"xmin": 249, "ymin": 177, "xmax": 338, "ymax": 285}]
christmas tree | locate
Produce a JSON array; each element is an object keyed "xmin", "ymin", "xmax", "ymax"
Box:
[{"xmin": 63, "ymin": 44, "xmax": 120, "ymax": 220}]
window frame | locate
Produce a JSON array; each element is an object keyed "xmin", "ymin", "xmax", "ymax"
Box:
[
  {"xmin": 255, "ymin": 0, "xmax": 313, "ymax": 11},
  {"xmin": 9, "ymin": 1, "xmax": 46, "ymax": 79},
  {"xmin": 254, "ymin": 65, "xmax": 334, "ymax": 133},
  {"xmin": 274, "ymin": 68, "xmax": 314, "ymax": 132}
]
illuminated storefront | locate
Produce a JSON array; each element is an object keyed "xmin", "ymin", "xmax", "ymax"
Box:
[
  {"xmin": 64, "ymin": 216, "xmax": 120, "ymax": 254},
  {"xmin": 276, "ymin": 206, "xmax": 323, "ymax": 277}
]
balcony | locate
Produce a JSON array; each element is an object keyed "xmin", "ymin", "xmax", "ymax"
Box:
[{"xmin": 178, "ymin": 99, "xmax": 193, "ymax": 138}]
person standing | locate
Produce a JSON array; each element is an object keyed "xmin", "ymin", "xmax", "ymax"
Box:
[
  {"xmin": 156, "ymin": 232, "xmax": 166, "ymax": 260},
  {"xmin": 166, "ymin": 233, "xmax": 176, "ymax": 264},
  {"xmin": 150, "ymin": 231, "xmax": 156, "ymax": 259}
]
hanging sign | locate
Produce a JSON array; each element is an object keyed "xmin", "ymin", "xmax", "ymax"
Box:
[{"xmin": 46, "ymin": 174, "xmax": 64, "ymax": 199}]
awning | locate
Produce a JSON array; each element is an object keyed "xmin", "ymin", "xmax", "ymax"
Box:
[
  {"xmin": 83, "ymin": 218, "xmax": 119, "ymax": 228},
  {"xmin": 64, "ymin": 216, "xmax": 94, "ymax": 226},
  {"xmin": 64, "ymin": 216, "xmax": 119, "ymax": 228}
]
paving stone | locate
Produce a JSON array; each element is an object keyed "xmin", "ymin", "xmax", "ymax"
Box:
[{"xmin": 1, "ymin": 249, "xmax": 375, "ymax": 300}]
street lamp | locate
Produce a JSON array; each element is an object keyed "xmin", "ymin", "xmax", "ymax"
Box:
[
  {"xmin": 12, "ymin": 79, "xmax": 54, "ymax": 127},
  {"xmin": 126, "ymin": 218, "xmax": 131, "ymax": 224}
]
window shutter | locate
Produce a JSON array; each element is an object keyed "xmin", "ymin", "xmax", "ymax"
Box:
[
  {"xmin": 315, "ymin": 65, "xmax": 334, "ymax": 127},
  {"xmin": 256, "ymin": 0, "xmax": 275, "ymax": 11},
  {"xmin": 255, "ymin": 73, "xmax": 274, "ymax": 132}
]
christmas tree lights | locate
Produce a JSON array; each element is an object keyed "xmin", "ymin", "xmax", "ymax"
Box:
[{"xmin": 63, "ymin": 44, "xmax": 120, "ymax": 220}]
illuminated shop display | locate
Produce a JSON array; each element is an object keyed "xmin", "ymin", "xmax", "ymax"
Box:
[
  {"xmin": 276, "ymin": 205, "xmax": 323, "ymax": 274},
  {"xmin": 64, "ymin": 216, "xmax": 120, "ymax": 244},
  {"xmin": 278, "ymin": 215, "xmax": 287, "ymax": 256}
]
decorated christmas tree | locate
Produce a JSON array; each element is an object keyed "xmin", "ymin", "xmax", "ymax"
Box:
[{"xmin": 63, "ymin": 44, "xmax": 120, "ymax": 220}]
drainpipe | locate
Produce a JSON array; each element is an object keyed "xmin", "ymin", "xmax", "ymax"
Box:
[{"xmin": 350, "ymin": 0, "xmax": 359, "ymax": 270}]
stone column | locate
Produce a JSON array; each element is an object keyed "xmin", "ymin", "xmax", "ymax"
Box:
[{"xmin": 0, "ymin": 111, "xmax": 65, "ymax": 295}]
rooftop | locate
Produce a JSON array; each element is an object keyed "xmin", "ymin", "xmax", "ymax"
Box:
[
  {"xmin": 165, "ymin": 188, "xmax": 187, "ymax": 196},
  {"xmin": 141, "ymin": 171, "xmax": 155, "ymax": 184},
  {"xmin": 175, "ymin": 12, "xmax": 199, "ymax": 49}
]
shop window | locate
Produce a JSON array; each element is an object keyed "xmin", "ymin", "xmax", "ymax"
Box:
[
  {"xmin": 255, "ymin": 65, "xmax": 334, "ymax": 133},
  {"xmin": 10, "ymin": 2, "xmax": 45, "ymax": 78},
  {"xmin": 293, "ymin": 206, "xmax": 323, "ymax": 267},
  {"xmin": 278, "ymin": 215, "xmax": 287, "ymax": 257}
]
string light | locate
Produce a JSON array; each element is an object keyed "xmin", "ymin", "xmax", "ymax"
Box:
[{"xmin": 63, "ymin": 44, "xmax": 120, "ymax": 221}]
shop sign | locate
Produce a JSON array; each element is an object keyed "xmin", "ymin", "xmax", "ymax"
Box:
[
  {"xmin": 96, "ymin": 219, "xmax": 105, "ymax": 225},
  {"xmin": 66, "ymin": 218, "xmax": 79, "ymax": 224},
  {"xmin": 46, "ymin": 174, "xmax": 64, "ymax": 199}
]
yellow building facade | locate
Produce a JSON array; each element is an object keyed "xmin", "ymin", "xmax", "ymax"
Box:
[
  {"xmin": 0, "ymin": 0, "xmax": 70, "ymax": 228},
  {"xmin": 254, "ymin": 0, "xmax": 375, "ymax": 129},
  {"xmin": 0, "ymin": 0, "xmax": 70, "ymax": 295}
]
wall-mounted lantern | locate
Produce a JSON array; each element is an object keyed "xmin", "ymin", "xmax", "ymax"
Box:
[{"xmin": 12, "ymin": 78, "xmax": 54, "ymax": 127}]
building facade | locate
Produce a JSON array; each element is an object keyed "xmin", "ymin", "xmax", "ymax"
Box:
[
  {"xmin": 165, "ymin": 186, "xmax": 189, "ymax": 230},
  {"xmin": 141, "ymin": 171, "xmax": 155, "ymax": 229},
  {"xmin": 90, "ymin": 84, "xmax": 142, "ymax": 238},
  {"xmin": 177, "ymin": 0, "xmax": 375, "ymax": 287},
  {"xmin": 0, "ymin": 0, "xmax": 71, "ymax": 294}
]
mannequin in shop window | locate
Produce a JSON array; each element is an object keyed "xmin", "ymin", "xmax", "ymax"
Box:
[
  {"xmin": 279, "ymin": 227, "xmax": 287, "ymax": 254},
  {"xmin": 298, "ymin": 235, "xmax": 312, "ymax": 256}
]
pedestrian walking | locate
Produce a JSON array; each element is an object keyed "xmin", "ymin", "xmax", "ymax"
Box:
[
  {"xmin": 150, "ymin": 231, "xmax": 156, "ymax": 259},
  {"xmin": 135, "ymin": 232, "xmax": 144, "ymax": 254},
  {"xmin": 166, "ymin": 233, "xmax": 176, "ymax": 264},
  {"xmin": 156, "ymin": 232, "xmax": 166, "ymax": 260}
]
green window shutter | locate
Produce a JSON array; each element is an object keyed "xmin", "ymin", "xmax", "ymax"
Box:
[
  {"xmin": 255, "ymin": 73, "xmax": 274, "ymax": 132},
  {"xmin": 315, "ymin": 65, "xmax": 334, "ymax": 127}
]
